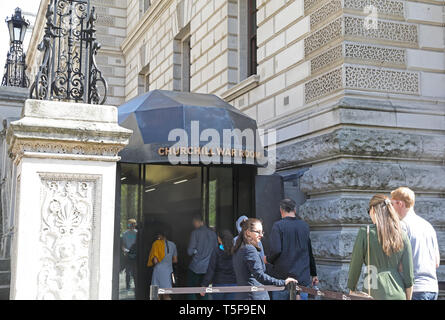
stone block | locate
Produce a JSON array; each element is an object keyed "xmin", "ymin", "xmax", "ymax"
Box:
[
  {"xmin": 275, "ymin": 0, "xmax": 304, "ymax": 33},
  {"xmin": 421, "ymin": 72, "xmax": 445, "ymax": 99},
  {"xmin": 310, "ymin": 0, "xmax": 342, "ymax": 30},
  {"xmin": 419, "ymin": 25, "xmax": 444, "ymax": 50},
  {"xmin": 257, "ymin": 18, "xmax": 274, "ymax": 45},
  {"xmin": 275, "ymin": 40, "xmax": 305, "ymax": 73},
  {"xmin": 406, "ymin": 2, "xmax": 444, "ymax": 25},
  {"xmin": 265, "ymin": 32, "xmax": 286, "ymax": 58},
  {"xmin": 243, "ymin": 106, "xmax": 257, "ymax": 121},
  {"xmin": 258, "ymin": 58, "xmax": 274, "ymax": 80},
  {"xmin": 265, "ymin": 0, "xmax": 286, "ymax": 17},
  {"xmin": 275, "ymin": 84, "xmax": 304, "ymax": 116},
  {"xmin": 345, "ymin": 66, "xmax": 419, "ymax": 95},
  {"xmin": 304, "ymin": 17, "xmax": 342, "ymax": 57},
  {"xmin": 286, "ymin": 16, "xmax": 310, "ymax": 45},
  {"xmin": 305, "ymin": 67, "xmax": 343, "ymax": 103},
  {"xmin": 300, "ymin": 160, "xmax": 445, "ymax": 194},
  {"xmin": 315, "ymin": 263, "xmax": 354, "ymax": 293},
  {"xmin": 257, "ymin": 98, "xmax": 275, "ymax": 123},
  {"xmin": 406, "ymin": 49, "xmax": 445, "ymax": 71},
  {"xmin": 311, "ymin": 228, "xmax": 361, "ymax": 261},
  {"xmin": 344, "ymin": 16, "xmax": 418, "ymax": 47},
  {"xmin": 265, "ymin": 74, "xmax": 286, "ymax": 97},
  {"xmin": 285, "ymin": 61, "xmax": 310, "ymax": 86}
]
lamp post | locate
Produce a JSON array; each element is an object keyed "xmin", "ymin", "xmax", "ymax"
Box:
[{"xmin": 1, "ymin": 8, "xmax": 30, "ymax": 88}]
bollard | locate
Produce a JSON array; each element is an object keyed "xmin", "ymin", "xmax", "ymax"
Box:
[
  {"xmin": 150, "ymin": 285, "xmax": 160, "ymax": 300},
  {"xmin": 287, "ymin": 282, "xmax": 297, "ymax": 300}
]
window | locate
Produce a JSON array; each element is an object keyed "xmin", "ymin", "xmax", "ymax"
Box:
[
  {"xmin": 140, "ymin": 0, "xmax": 151, "ymax": 18},
  {"xmin": 247, "ymin": 0, "xmax": 257, "ymax": 77},
  {"xmin": 181, "ymin": 36, "xmax": 191, "ymax": 92},
  {"xmin": 173, "ymin": 25, "xmax": 191, "ymax": 92},
  {"xmin": 137, "ymin": 71, "xmax": 149, "ymax": 95},
  {"xmin": 238, "ymin": 0, "xmax": 257, "ymax": 82}
]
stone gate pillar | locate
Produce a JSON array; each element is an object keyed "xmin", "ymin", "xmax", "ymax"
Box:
[{"xmin": 6, "ymin": 99, "xmax": 132, "ymax": 300}]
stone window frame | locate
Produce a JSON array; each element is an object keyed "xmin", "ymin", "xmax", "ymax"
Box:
[
  {"xmin": 138, "ymin": 44, "xmax": 150, "ymax": 95},
  {"xmin": 173, "ymin": 24, "xmax": 191, "ymax": 92},
  {"xmin": 139, "ymin": 0, "xmax": 152, "ymax": 19},
  {"xmin": 138, "ymin": 64, "xmax": 150, "ymax": 95},
  {"xmin": 238, "ymin": 0, "xmax": 258, "ymax": 82}
]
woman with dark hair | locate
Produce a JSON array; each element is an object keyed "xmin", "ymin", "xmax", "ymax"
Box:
[
  {"xmin": 200, "ymin": 229, "xmax": 237, "ymax": 300},
  {"xmin": 347, "ymin": 194, "xmax": 414, "ymax": 300},
  {"xmin": 232, "ymin": 218, "xmax": 297, "ymax": 300},
  {"xmin": 147, "ymin": 229, "xmax": 178, "ymax": 300}
]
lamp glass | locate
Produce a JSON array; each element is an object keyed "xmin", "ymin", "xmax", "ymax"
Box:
[
  {"xmin": 14, "ymin": 26, "xmax": 21, "ymax": 42},
  {"xmin": 7, "ymin": 20, "xmax": 14, "ymax": 43}
]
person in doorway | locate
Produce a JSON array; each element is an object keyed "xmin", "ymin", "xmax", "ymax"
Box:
[
  {"xmin": 232, "ymin": 218, "xmax": 298, "ymax": 300},
  {"xmin": 347, "ymin": 194, "xmax": 414, "ymax": 300},
  {"xmin": 201, "ymin": 229, "xmax": 238, "ymax": 300},
  {"xmin": 390, "ymin": 187, "xmax": 440, "ymax": 300},
  {"xmin": 234, "ymin": 215, "xmax": 266, "ymax": 264},
  {"xmin": 147, "ymin": 229, "xmax": 178, "ymax": 300},
  {"xmin": 121, "ymin": 218, "xmax": 137, "ymax": 291},
  {"xmin": 187, "ymin": 214, "xmax": 217, "ymax": 300},
  {"xmin": 268, "ymin": 199, "xmax": 318, "ymax": 300}
]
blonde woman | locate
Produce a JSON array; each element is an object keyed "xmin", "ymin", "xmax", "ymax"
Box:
[{"xmin": 347, "ymin": 194, "xmax": 414, "ymax": 300}]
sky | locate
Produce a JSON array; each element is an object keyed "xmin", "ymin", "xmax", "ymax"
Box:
[{"xmin": 0, "ymin": 0, "xmax": 41, "ymax": 71}]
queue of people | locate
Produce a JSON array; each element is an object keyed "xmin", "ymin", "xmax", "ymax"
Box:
[
  {"xmin": 122, "ymin": 186, "xmax": 440, "ymax": 300},
  {"xmin": 347, "ymin": 187, "xmax": 440, "ymax": 300}
]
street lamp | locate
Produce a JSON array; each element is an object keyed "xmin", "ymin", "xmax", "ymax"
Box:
[
  {"xmin": 1, "ymin": 8, "xmax": 30, "ymax": 88},
  {"xmin": 7, "ymin": 7, "xmax": 29, "ymax": 45}
]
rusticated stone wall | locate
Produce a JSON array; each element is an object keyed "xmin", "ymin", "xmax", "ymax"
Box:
[
  {"xmin": 277, "ymin": 98, "xmax": 445, "ymax": 295},
  {"xmin": 266, "ymin": 0, "xmax": 445, "ymax": 297}
]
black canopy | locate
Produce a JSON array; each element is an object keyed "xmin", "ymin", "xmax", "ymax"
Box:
[{"xmin": 118, "ymin": 90, "xmax": 262, "ymax": 164}]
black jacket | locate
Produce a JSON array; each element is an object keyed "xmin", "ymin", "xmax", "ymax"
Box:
[
  {"xmin": 268, "ymin": 217, "xmax": 317, "ymax": 286},
  {"xmin": 201, "ymin": 246, "xmax": 237, "ymax": 286}
]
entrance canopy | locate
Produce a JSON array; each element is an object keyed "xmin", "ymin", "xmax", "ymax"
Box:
[{"xmin": 118, "ymin": 90, "xmax": 263, "ymax": 164}]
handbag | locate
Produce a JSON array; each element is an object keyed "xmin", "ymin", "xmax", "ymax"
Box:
[
  {"xmin": 350, "ymin": 225, "xmax": 372, "ymax": 298},
  {"xmin": 166, "ymin": 240, "xmax": 177, "ymax": 286}
]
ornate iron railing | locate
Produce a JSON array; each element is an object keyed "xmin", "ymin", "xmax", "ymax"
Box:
[{"xmin": 30, "ymin": 0, "xmax": 107, "ymax": 104}]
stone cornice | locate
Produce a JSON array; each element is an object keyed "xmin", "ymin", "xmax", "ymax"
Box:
[
  {"xmin": 6, "ymin": 99, "xmax": 132, "ymax": 164},
  {"xmin": 121, "ymin": 0, "xmax": 173, "ymax": 55}
]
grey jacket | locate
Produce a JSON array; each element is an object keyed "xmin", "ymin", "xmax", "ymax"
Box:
[
  {"xmin": 233, "ymin": 244, "xmax": 285, "ymax": 300},
  {"xmin": 187, "ymin": 225, "xmax": 217, "ymax": 274}
]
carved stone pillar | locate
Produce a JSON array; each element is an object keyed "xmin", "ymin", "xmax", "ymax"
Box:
[{"xmin": 6, "ymin": 99, "xmax": 132, "ymax": 300}]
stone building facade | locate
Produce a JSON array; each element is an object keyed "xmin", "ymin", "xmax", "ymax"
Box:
[{"xmin": 24, "ymin": 0, "xmax": 445, "ymax": 295}]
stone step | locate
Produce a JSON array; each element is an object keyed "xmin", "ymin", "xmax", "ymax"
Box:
[
  {"xmin": 0, "ymin": 271, "xmax": 11, "ymax": 286},
  {"xmin": 0, "ymin": 285, "xmax": 10, "ymax": 300},
  {"xmin": 0, "ymin": 260, "xmax": 10, "ymax": 272}
]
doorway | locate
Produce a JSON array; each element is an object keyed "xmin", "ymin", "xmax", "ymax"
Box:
[{"xmin": 115, "ymin": 163, "xmax": 256, "ymax": 300}]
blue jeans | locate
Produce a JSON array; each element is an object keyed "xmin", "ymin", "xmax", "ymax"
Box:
[
  {"xmin": 210, "ymin": 283, "xmax": 238, "ymax": 300},
  {"xmin": 270, "ymin": 288, "xmax": 308, "ymax": 300},
  {"xmin": 412, "ymin": 292, "xmax": 438, "ymax": 300}
]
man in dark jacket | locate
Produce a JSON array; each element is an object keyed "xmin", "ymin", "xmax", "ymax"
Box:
[
  {"xmin": 268, "ymin": 199, "xmax": 318, "ymax": 300},
  {"xmin": 187, "ymin": 214, "xmax": 217, "ymax": 300}
]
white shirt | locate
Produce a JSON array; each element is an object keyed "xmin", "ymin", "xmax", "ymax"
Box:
[{"xmin": 401, "ymin": 209, "xmax": 440, "ymax": 293}]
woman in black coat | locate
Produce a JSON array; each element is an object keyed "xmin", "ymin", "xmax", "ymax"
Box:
[
  {"xmin": 201, "ymin": 230, "xmax": 237, "ymax": 300},
  {"xmin": 232, "ymin": 218, "xmax": 297, "ymax": 300}
]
